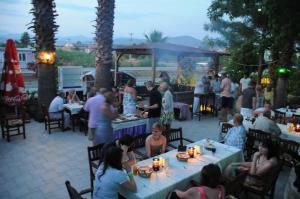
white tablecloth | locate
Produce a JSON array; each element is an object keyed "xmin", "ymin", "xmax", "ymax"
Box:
[
  {"xmin": 277, "ymin": 124, "xmax": 300, "ymax": 143},
  {"xmin": 276, "ymin": 108, "xmax": 300, "ymax": 117},
  {"xmin": 119, "ymin": 139, "xmax": 244, "ymax": 199},
  {"xmin": 63, "ymin": 103, "xmax": 83, "ymax": 115},
  {"xmin": 112, "ymin": 119, "xmax": 147, "ymax": 131}
]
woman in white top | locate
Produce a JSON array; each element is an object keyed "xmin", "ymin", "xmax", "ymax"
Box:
[
  {"xmin": 93, "ymin": 146, "xmax": 137, "ymax": 199},
  {"xmin": 123, "ymin": 79, "xmax": 138, "ymax": 114}
]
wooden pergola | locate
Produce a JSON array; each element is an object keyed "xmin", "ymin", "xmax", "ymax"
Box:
[{"xmin": 113, "ymin": 43, "xmax": 229, "ymax": 84}]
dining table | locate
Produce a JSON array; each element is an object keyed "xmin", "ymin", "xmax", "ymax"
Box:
[
  {"xmin": 119, "ymin": 139, "xmax": 244, "ymax": 199},
  {"xmin": 63, "ymin": 103, "xmax": 84, "ymax": 115},
  {"xmin": 226, "ymin": 119, "xmax": 300, "ymax": 144},
  {"xmin": 276, "ymin": 108, "xmax": 300, "ymax": 118}
]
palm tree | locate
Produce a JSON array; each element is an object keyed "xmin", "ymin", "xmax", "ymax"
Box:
[
  {"xmin": 29, "ymin": 0, "xmax": 58, "ymax": 107},
  {"xmin": 144, "ymin": 30, "xmax": 168, "ymax": 43},
  {"xmin": 94, "ymin": 0, "xmax": 115, "ymax": 89}
]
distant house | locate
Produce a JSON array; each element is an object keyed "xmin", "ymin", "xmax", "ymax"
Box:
[
  {"xmin": 0, "ymin": 47, "xmax": 35, "ymax": 69},
  {"xmin": 0, "ymin": 47, "xmax": 37, "ymax": 92}
]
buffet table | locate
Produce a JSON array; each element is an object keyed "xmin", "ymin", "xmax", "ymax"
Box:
[
  {"xmin": 119, "ymin": 139, "xmax": 243, "ymax": 199},
  {"xmin": 112, "ymin": 117, "xmax": 147, "ymax": 139}
]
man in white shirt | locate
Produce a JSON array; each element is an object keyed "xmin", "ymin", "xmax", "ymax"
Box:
[
  {"xmin": 253, "ymin": 111, "xmax": 281, "ymax": 136},
  {"xmin": 48, "ymin": 91, "xmax": 70, "ymax": 130},
  {"xmin": 240, "ymin": 73, "xmax": 251, "ymax": 92},
  {"xmin": 193, "ymin": 76, "xmax": 206, "ymax": 114}
]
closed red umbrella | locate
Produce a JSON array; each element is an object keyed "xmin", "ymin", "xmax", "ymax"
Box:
[{"xmin": 0, "ymin": 39, "xmax": 28, "ymax": 106}]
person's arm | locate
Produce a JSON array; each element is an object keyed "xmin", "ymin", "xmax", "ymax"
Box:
[
  {"xmin": 145, "ymin": 137, "xmax": 152, "ymax": 158},
  {"xmin": 101, "ymin": 104, "xmax": 119, "ymax": 119},
  {"xmin": 128, "ymin": 151, "xmax": 136, "ymax": 163},
  {"xmin": 131, "ymin": 88, "xmax": 138, "ymax": 100},
  {"xmin": 120, "ymin": 169, "xmax": 137, "ymax": 193},
  {"xmin": 161, "ymin": 136, "xmax": 167, "ymax": 153},
  {"xmin": 252, "ymin": 96, "xmax": 257, "ymax": 110},
  {"xmin": 249, "ymin": 152, "xmax": 275, "ymax": 176},
  {"xmin": 175, "ymin": 187, "xmax": 199, "ymax": 199}
]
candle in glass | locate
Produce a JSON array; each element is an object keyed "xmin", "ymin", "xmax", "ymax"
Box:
[
  {"xmin": 153, "ymin": 158, "xmax": 160, "ymax": 171},
  {"xmin": 188, "ymin": 147, "xmax": 194, "ymax": 158},
  {"xmin": 296, "ymin": 124, "xmax": 300, "ymax": 132}
]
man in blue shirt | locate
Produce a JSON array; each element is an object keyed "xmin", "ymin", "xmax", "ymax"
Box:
[{"xmin": 225, "ymin": 113, "xmax": 246, "ymax": 150}]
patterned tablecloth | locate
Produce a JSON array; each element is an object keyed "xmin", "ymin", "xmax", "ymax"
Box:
[
  {"xmin": 112, "ymin": 118, "xmax": 147, "ymax": 139},
  {"xmin": 63, "ymin": 103, "xmax": 83, "ymax": 115},
  {"xmin": 119, "ymin": 139, "xmax": 244, "ymax": 199}
]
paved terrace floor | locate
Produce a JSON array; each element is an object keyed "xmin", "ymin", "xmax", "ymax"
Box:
[{"xmin": 0, "ymin": 116, "xmax": 290, "ymax": 199}]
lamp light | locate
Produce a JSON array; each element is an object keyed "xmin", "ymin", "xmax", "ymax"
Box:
[{"xmin": 38, "ymin": 50, "xmax": 56, "ymax": 64}]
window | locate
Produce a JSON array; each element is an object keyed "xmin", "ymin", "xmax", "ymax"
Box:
[{"xmin": 19, "ymin": 53, "xmax": 26, "ymax": 62}]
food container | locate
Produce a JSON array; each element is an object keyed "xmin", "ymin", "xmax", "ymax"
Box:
[
  {"xmin": 176, "ymin": 152, "xmax": 189, "ymax": 162},
  {"xmin": 138, "ymin": 166, "xmax": 153, "ymax": 178}
]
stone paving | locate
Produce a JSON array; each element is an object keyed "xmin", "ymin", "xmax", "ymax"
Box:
[{"xmin": 0, "ymin": 115, "xmax": 290, "ymax": 199}]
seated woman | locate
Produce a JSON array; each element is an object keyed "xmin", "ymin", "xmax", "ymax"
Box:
[
  {"xmin": 145, "ymin": 123, "xmax": 167, "ymax": 158},
  {"xmin": 170, "ymin": 164, "xmax": 225, "ymax": 199},
  {"xmin": 103, "ymin": 134, "xmax": 136, "ymax": 163},
  {"xmin": 93, "ymin": 146, "xmax": 137, "ymax": 199},
  {"xmin": 67, "ymin": 89, "xmax": 80, "ymax": 103},
  {"xmin": 224, "ymin": 140, "xmax": 278, "ymax": 185}
]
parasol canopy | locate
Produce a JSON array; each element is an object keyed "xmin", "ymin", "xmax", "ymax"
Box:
[{"xmin": 0, "ymin": 39, "xmax": 28, "ymax": 106}]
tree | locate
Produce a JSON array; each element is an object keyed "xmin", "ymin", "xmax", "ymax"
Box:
[
  {"xmin": 29, "ymin": 0, "xmax": 59, "ymax": 107},
  {"xmin": 20, "ymin": 32, "xmax": 31, "ymax": 47},
  {"xmin": 206, "ymin": 0, "xmax": 300, "ymax": 107},
  {"xmin": 144, "ymin": 30, "xmax": 168, "ymax": 43},
  {"xmin": 94, "ymin": 0, "xmax": 115, "ymax": 89}
]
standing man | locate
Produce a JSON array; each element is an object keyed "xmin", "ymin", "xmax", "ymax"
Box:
[
  {"xmin": 84, "ymin": 88, "xmax": 105, "ymax": 145},
  {"xmin": 240, "ymin": 80, "xmax": 256, "ymax": 118},
  {"xmin": 220, "ymin": 73, "xmax": 232, "ymax": 121},
  {"xmin": 193, "ymin": 76, "xmax": 206, "ymax": 114},
  {"xmin": 144, "ymin": 81, "xmax": 162, "ymax": 133},
  {"xmin": 240, "ymin": 73, "xmax": 251, "ymax": 93}
]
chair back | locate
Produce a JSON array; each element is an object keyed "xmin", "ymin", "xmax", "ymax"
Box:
[
  {"xmin": 221, "ymin": 122, "xmax": 233, "ymax": 134},
  {"xmin": 245, "ymin": 129, "xmax": 272, "ymax": 159},
  {"xmin": 133, "ymin": 133, "xmax": 150, "ymax": 149},
  {"xmin": 279, "ymin": 139, "xmax": 300, "ymax": 166},
  {"xmin": 274, "ymin": 110, "xmax": 286, "ymax": 124},
  {"xmin": 164, "ymin": 128, "xmax": 183, "ymax": 146},
  {"xmin": 65, "ymin": 181, "xmax": 84, "ymax": 199},
  {"xmin": 293, "ymin": 114, "xmax": 300, "ymax": 124},
  {"xmin": 41, "ymin": 104, "xmax": 50, "ymax": 119},
  {"xmin": 87, "ymin": 143, "xmax": 105, "ymax": 180}
]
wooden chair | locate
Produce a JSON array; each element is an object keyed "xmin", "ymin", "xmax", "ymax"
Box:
[
  {"xmin": 164, "ymin": 128, "xmax": 194, "ymax": 149},
  {"xmin": 133, "ymin": 133, "xmax": 151, "ymax": 160},
  {"xmin": 223, "ymin": 172, "xmax": 247, "ymax": 198},
  {"xmin": 219, "ymin": 122, "xmax": 233, "ymax": 142},
  {"xmin": 274, "ymin": 110, "xmax": 286, "ymax": 124},
  {"xmin": 65, "ymin": 180, "xmax": 90, "ymax": 199},
  {"xmin": 41, "ymin": 104, "xmax": 64, "ymax": 134},
  {"xmin": 242, "ymin": 161, "xmax": 282, "ymax": 199},
  {"xmin": 87, "ymin": 143, "xmax": 104, "ymax": 194},
  {"xmin": 78, "ymin": 109, "xmax": 88, "ymax": 136},
  {"xmin": 279, "ymin": 139, "xmax": 300, "ymax": 167},
  {"xmin": 1, "ymin": 114, "xmax": 26, "ymax": 142},
  {"xmin": 293, "ymin": 114, "xmax": 300, "ymax": 124},
  {"xmin": 244, "ymin": 129, "xmax": 272, "ymax": 160}
]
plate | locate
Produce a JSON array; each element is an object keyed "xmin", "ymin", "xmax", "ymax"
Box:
[{"xmin": 176, "ymin": 152, "xmax": 189, "ymax": 162}]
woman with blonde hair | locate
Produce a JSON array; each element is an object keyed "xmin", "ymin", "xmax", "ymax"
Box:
[
  {"xmin": 67, "ymin": 89, "xmax": 80, "ymax": 103},
  {"xmin": 123, "ymin": 79, "xmax": 138, "ymax": 114}
]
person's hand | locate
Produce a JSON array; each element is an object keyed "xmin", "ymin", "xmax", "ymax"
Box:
[
  {"xmin": 143, "ymin": 105, "xmax": 149, "ymax": 109},
  {"xmin": 122, "ymin": 161, "xmax": 131, "ymax": 173},
  {"xmin": 120, "ymin": 144, "xmax": 128, "ymax": 153},
  {"xmin": 253, "ymin": 152, "xmax": 261, "ymax": 159}
]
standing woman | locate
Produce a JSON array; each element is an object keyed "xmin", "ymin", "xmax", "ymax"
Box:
[
  {"xmin": 123, "ymin": 79, "xmax": 138, "ymax": 114},
  {"xmin": 159, "ymin": 81, "xmax": 174, "ymax": 130},
  {"xmin": 93, "ymin": 146, "xmax": 137, "ymax": 199},
  {"xmin": 255, "ymin": 85, "xmax": 264, "ymax": 109},
  {"xmin": 94, "ymin": 92, "xmax": 119, "ymax": 145}
]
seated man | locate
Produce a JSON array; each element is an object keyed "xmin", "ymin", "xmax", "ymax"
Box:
[
  {"xmin": 253, "ymin": 111, "xmax": 281, "ymax": 136},
  {"xmin": 225, "ymin": 113, "xmax": 246, "ymax": 150},
  {"xmin": 253, "ymin": 101, "xmax": 272, "ymax": 116},
  {"xmin": 48, "ymin": 91, "xmax": 70, "ymax": 130}
]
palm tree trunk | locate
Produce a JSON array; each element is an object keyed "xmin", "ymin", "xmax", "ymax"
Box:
[
  {"xmin": 30, "ymin": 0, "xmax": 58, "ymax": 107},
  {"xmin": 95, "ymin": 0, "xmax": 115, "ymax": 89},
  {"xmin": 274, "ymin": 42, "xmax": 294, "ymax": 108}
]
